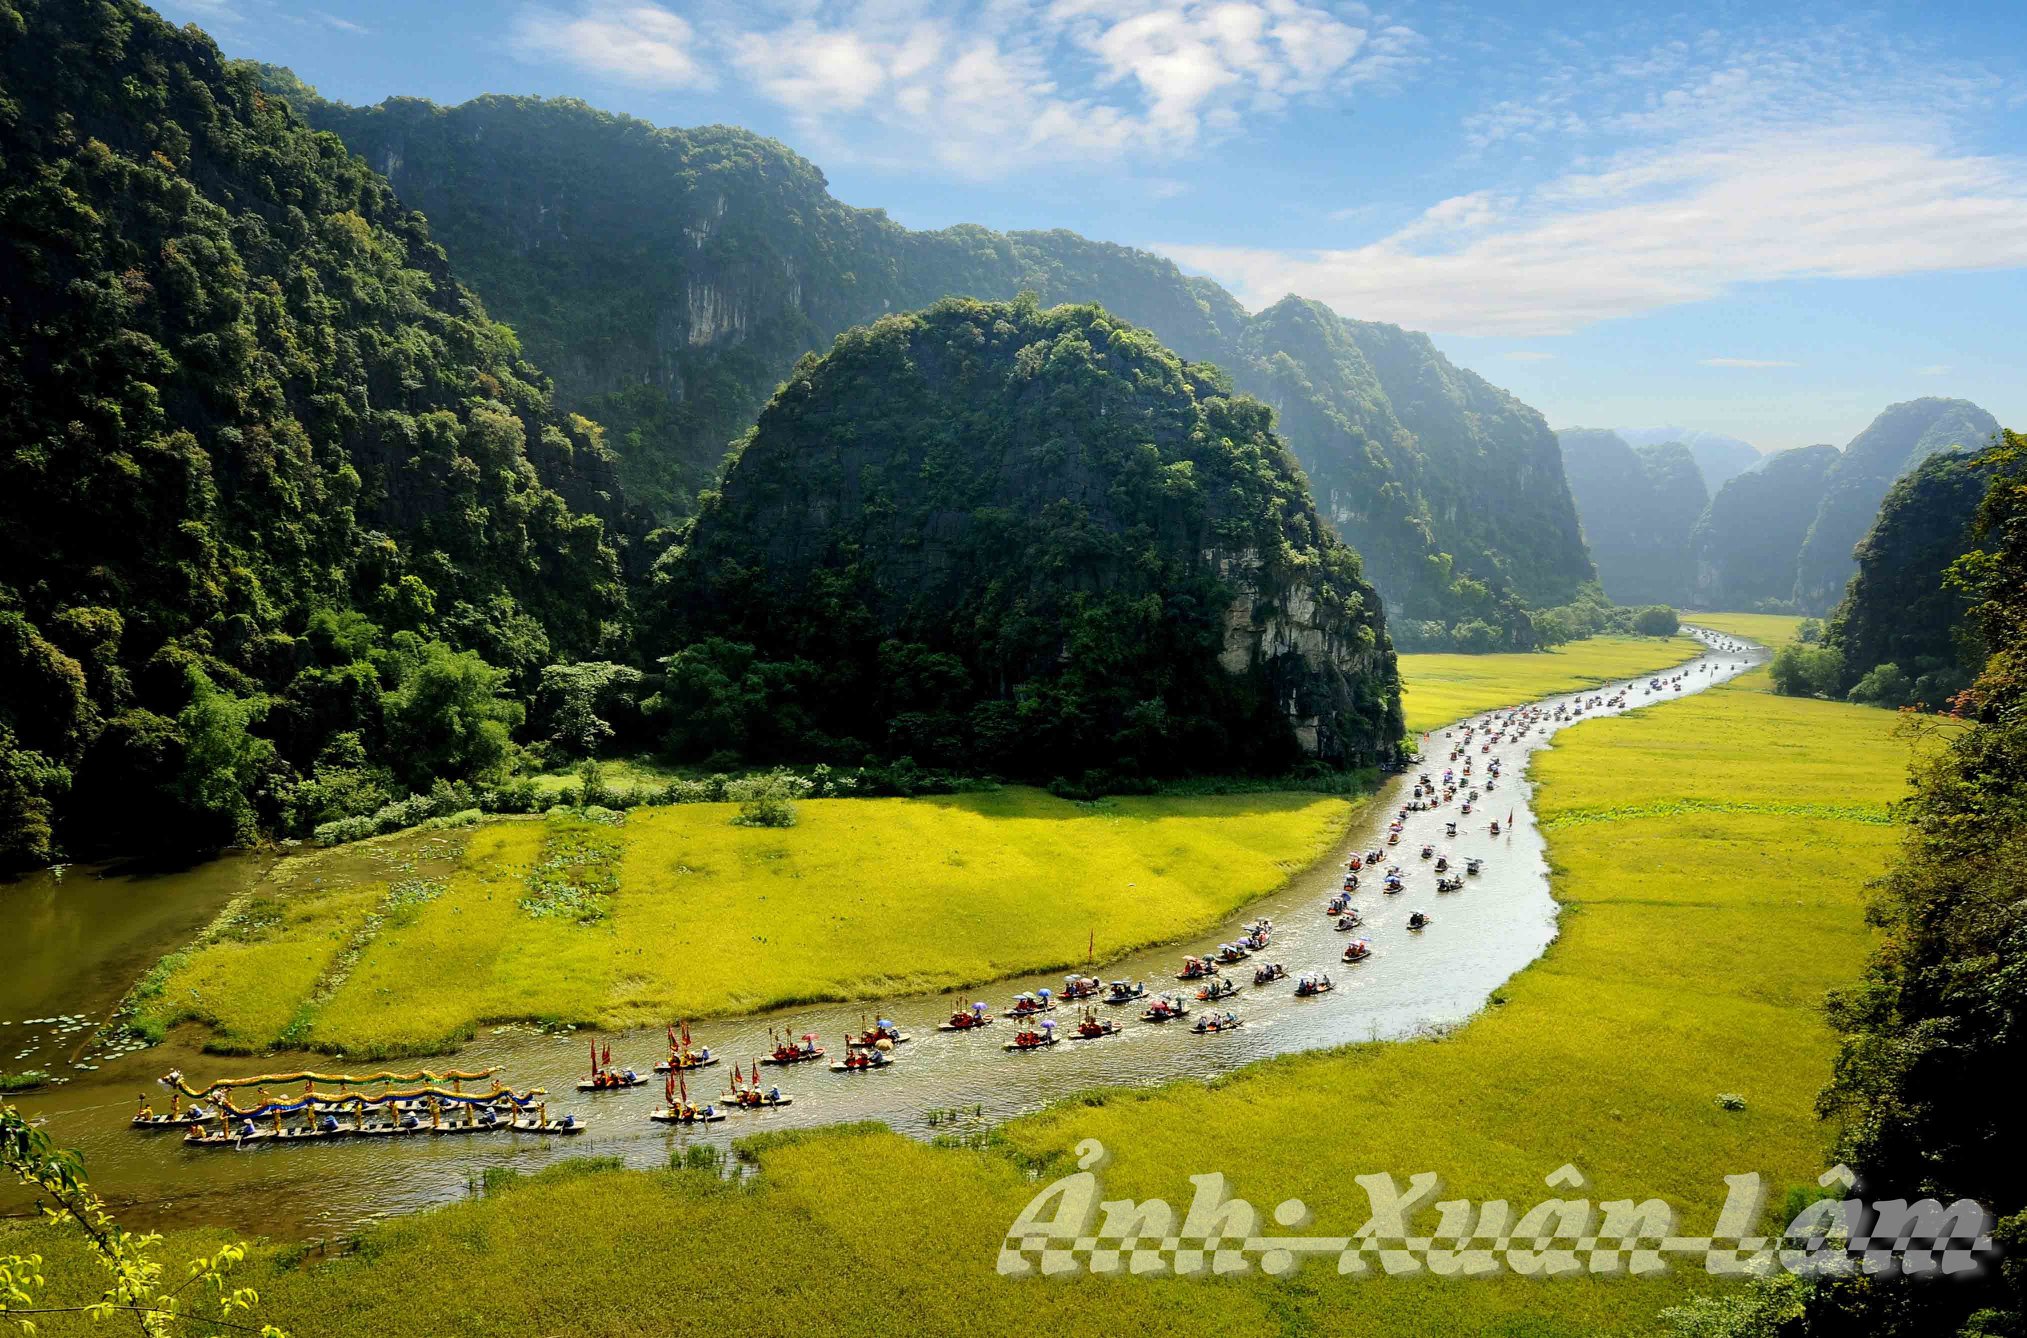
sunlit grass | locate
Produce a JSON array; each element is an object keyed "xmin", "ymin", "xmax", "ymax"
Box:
[
  {"xmin": 1684, "ymin": 611, "xmax": 1808, "ymax": 656},
  {"xmin": 20, "ymin": 673, "xmax": 1927, "ymax": 1336},
  {"xmin": 1398, "ymin": 633, "xmax": 1699, "ymax": 734},
  {"xmin": 136, "ymin": 789, "xmax": 1359, "ymax": 1056}
]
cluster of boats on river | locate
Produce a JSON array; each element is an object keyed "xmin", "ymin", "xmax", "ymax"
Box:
[{"xmin": 117, "ymin": 641, "xmax": 1765, "ymax": 1153}]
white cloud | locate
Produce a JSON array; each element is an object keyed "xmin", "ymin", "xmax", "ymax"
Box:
[
  {"xmin": 1700, "ymin": 357, "xmax": 1799, "ymax": 368},
  {"xmin": 510, "ymin": 0, "xmax": 1420, "ymax": 175},
  {"xmin": 1917, "ymin": 363, "xmax": 1952, "ymax": 375},
  {"xmin": 512, "ymin": 3, "xmax": 713, "ymax": 89},
  {"xmin": 314, "ymin": 11, "xmax": 368, "ymax": 34},
  {"xmin": 1501, "ymin": 350, "xmax": 1556, "ymax": 361},
  {"xmin": 1162, "ymin": 21, "xmax": 2027, "ymax": 335}
]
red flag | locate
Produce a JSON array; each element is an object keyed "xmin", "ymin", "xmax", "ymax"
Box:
[
  {"xmin": 751, "ymin": 1060, "xmax": 760, "ymax": 1086},
  {"xmin": 601, "ymin": 1042, "xmax": 611, "ymax": 1067},
  {"xmin": 589, "ymin": 1039, "xmax": 597, "ymax": 1076},
  {"xmin": 665, "ymin": 1071, "xmax": 675, "ymax": 1103},
  {"xmin": 678, "ymin": 1069, "xmax": 689, "ymax": 1107},
  {"xmin": 1508, "ymin": 810, "xmax": 1514, "ymax": 826},
  {"xmin": 681, "ymin": 1020, "xmax": 691, "ymax": 1047},
  {"xmin": 667, "ymin": 1024, "xmax": 676, "ymax": 1045}
]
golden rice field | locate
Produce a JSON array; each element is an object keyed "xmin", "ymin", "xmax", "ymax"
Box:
[
  {"xmin": 1685, "ymin": 611, "xmax": 1808, "ymax": 656},
  {"xmin": 131, "ymin": 789, "xmax": 1359, "ymax": 1056},
  {"xmin": 1398, "ymin": 633, "xmax": 1700, "ymax": 734},
  {"xmin": 9, "ymin": 661, "xmax": 1923, "ymax": 1336}
]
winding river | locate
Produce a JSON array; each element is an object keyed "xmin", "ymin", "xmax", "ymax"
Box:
[{"xmin": 0, "ymin": 629, "xmax": 1762, "ymax": 1238}]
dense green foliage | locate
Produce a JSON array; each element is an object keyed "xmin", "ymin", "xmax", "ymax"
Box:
[
  {"xmin": 0, "ymin": 0, "xmax": 630, "ymax": 867},
  {"xmin": 1794, "ymin": 398, "xmax": 1999, "ymax": 611},
  {"xmin": 264, "ymin": 87, "xmax": 1594, "ymax": 644},
  {"xmin": 1820, "ymin": 445, "xmax": 2011, "ymax": 709},
  {"xmin": 652, "ymin": 298, "xmax": 1402, "ymax": 786},
  {"xmin": 1793, "ymin": 428, "xmax": 2027, "ymax": 1335},
  {"xmin": 1689, "ymin": 444, "xmax": 1840, "ymax": 610},
  {"xmin": 1558, "ymin": 429, "xmax": 1707, "ymax": 605}
]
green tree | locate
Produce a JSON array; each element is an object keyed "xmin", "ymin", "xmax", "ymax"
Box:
[
  {"xmin": 379, "ymin": 641, "xmax": 522, "ymax": 788},
  {"xmin": 1633, "ymin": 605, "xmax": 1681, "ymax": 636},
  {"xmin": 174, "ymin": 671, "xmax": 276, "ymax": 848},
  {"xmin": 1, "ymin": 1103, "xmax": 286, "ymax": 1336}
]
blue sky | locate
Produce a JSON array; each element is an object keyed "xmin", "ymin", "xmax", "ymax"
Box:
[{"xmin": 166, "ymin": 0, "xmax": 2027, "ymax": 452}]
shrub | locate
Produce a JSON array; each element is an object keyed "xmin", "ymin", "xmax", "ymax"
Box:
[{"xmin": 725, "ymin": 769, "xmax": 812, "ymax": 827}]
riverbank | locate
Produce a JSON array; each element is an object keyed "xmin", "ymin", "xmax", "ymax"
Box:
[
  {"xmin": 125, "ymin": 789, "xmax": 1362, "ymax": 1057},
  {"xmin": 2, "ymin": 636, "xmax": 1925, "ymax": 1335},
  {"xmin": 101, "ymin": 633, "xmax": 1708, "ymax": 1061},
  {"xmin": 1398, "ymin": 632, "xmax": 1700, "ymax": 734}
]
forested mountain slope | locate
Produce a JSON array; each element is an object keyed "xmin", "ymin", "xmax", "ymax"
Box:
[
  {"xmin": 1823, "ymin": 446, "xmax": 2007, "ymax": 707},
  {"xmin": 1613, "ymin": 426, "xmax": 1762, "ymax": 492},
  {"xmin": 1794, "ymin": 397, "xmax": 1998, "ymax": 611},
  {"xmin": 0, "ymin": 0, "xmax": 629, "ymax": 865},
  {"xmin": 1556, "ymin": 430, "xmax": 1706, "ymax": 606},
  {"xmin": 265, "ymin": 86, "xmax": 1594, "ymax": 640},
  {"xmin": 652, "ymin": 298, "xmax": 1402, "ymax": 785},
  {"xmin": 1689, "ymin": 444, "xmax": 1840, "ymax": 609}
]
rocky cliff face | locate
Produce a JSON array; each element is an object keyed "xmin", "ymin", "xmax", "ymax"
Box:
[
  {"xmin": 1795, "ymin": 398, "xmax": 2000, "ymax": 612},
  {"xmin": 1825, "ymin": 446, "xmax": 2000, "ymax": 699},
  {"xmin": 657, "ymin": 299, "xmax": 1401, "ymax": 779},
  {"xmin": 270, "ymin": 86, "xmax": 1592, "ymax": 637},
  {"xmin": 1557, "ymin": 430, "xmax": 1705, "ymax": 606},
  {"xmin": 1688, "ymin": 444, "xmax": 1839, "ymax": 609}
]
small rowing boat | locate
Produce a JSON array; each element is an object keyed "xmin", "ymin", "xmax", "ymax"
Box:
[{"xmin": 937, "ymin": 1000, "xmax": 996, "ymax": 1031}]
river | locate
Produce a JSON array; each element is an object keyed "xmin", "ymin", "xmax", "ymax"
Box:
[{"xmin": 0, "ymin": 628, "xmax": 1761, "ymax": 1239}]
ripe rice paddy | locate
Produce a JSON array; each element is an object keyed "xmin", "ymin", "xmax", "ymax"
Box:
[
  {"xmin": 8, "ymin": 645, "xmax": 1928, "ymax": 1336},
  {"xmin": 1398, "ymin": 633, "xmax": 1700, "ymax": 735},
  {"xmin": 131, "ymin": 790, "xmax": 1359, "ymax": 1056}
]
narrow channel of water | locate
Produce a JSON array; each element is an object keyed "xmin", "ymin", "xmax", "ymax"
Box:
[{"xmin": 2, "ymin": 629, "xmax": 1761, "ymax": 1239}]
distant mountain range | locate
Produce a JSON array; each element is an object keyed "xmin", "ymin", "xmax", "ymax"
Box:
[
  {"xmin": 1567, "ymin": 399, "xmax": 2000, "ymax": 613},
  {"xmin": 1609, "ymin": 428, "xmax": 1765, "ymax": 493},
  {"xmin": 261, "ymin": 80, "xmax": 1595, "ymax": 643}
]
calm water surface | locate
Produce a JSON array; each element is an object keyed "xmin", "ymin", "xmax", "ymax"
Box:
[{"xmin": 2, "ymin": 629, "xmax": 1761, "ymax": 1238}]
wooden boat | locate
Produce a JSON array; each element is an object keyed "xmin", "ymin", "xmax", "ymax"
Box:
[
  {"xmin": 1214, "ymin": 943, "xmax": 1250, "ymax": 964},
  {"xmin": 1195, "ymin": 978, "xmax": 1238, "ymax": 1002},
  {"xmin": 578, "ymin": 1038, "xmax": 643, "ymax": 1090},
  {"xmin": 1436, "ymin": 876, "xmax": 1463, "ymax": 893},
  {"xmin": 761, "ymin": 1032, "xmax": 828, "ymax": 1064},
  {"xmin": 1175, "ymin": 956, "xmax": 1219, "ymax": 981},
  {"xmin": 844, "ymin": 1019, "xmax": 911, "ymax": 1048},
  {"xmin": 577, "ymin": 1069, "xmax": 647, "ymax": 1092},
  {"xmin": 1067, "ymin": 1014, "xmax": 1121, "ymax": 1040},
  {"xmin": 1007, "ymin": 991, "xmax": 1054, "ymax": 1017},
  {"xmin": 1191, "ymin": 1012, "xmax": 1242, "ymax": 1034},
  {"xmin": 1252, "ymin": 963, "xmax": 1287, "ymax": 985},
  {"xmin": 648, "ymin": 1102, "xmax": 729, "ymax": 1127},
  {"xmin": 829, "ymin": 1050, "xmax": 894, "ymax": 1073},
  {"xmin": 1140, "ymin": 997, "xmax": 1190, "ymax": 1023},
  {"xmin": 1294, "ymin": 973, "xmax": 1334, "ymax": 997},
  {"xmin": 653, "ymin": 1051, "xmax": 721, "ymax": 1073},
  {"xmin": 937, "ymin": 1002, "xmax": 995, "ymax": 1031},
  {"xmin": 1334, "ymin": 912, "xmax": 1363, "ymax": 931},
  {"xmin": 1102, "ymin": 980, "xmax": 1146, "ymax": 1005},
  {"xmin": 722, "ymin": 1088, "xmax": 792, "ymax": 1109},
  {"xmin": 1466, "ymin": 857, "xmax": 1483, "ymax": 875},
  {"xmin": 1003, "ymin": 1025, "xmax": 1059, "ymax": 1052},
  {"xmin": 1408, "ymin": 912, "xmax": 1432, "ymax": 930},
  {"xmin": 1060, "ymin": 975, "xmax": 1103, "ymax": 1001},
  {"xmin": 1342, "ymin": 939, "xmax": 1373, "ymax": 963}
]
